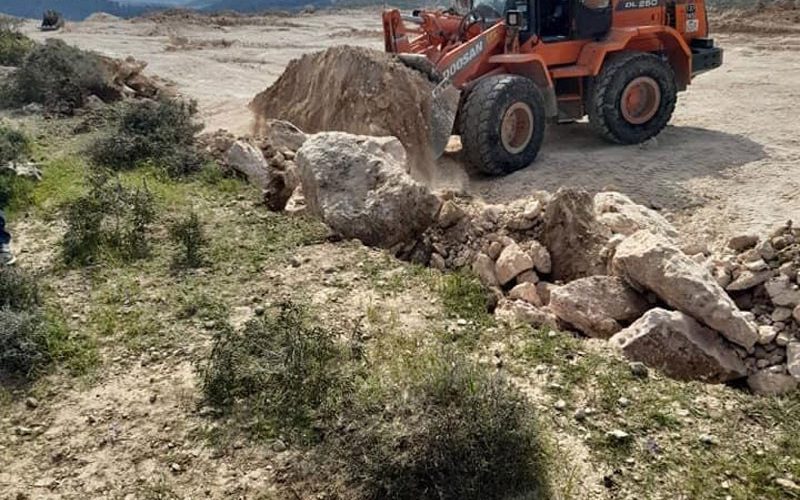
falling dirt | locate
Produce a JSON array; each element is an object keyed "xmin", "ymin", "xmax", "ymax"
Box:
[{"xmin": 249, "ymin": 46, "xmax": 437, "ymax": 171}]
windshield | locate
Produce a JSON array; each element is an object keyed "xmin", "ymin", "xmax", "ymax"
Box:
[{"xmin": 470, "ymin": 0, "xmax": 508, "ymax": 17}]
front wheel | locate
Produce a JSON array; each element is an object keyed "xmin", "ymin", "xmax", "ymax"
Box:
[
  {"xmin": 588, "ymin": 52, "xmax": 677, "ymax": 144},
  {"xmin": 460, "ymin": 75, "xmax": 546, "ymax": 176}
]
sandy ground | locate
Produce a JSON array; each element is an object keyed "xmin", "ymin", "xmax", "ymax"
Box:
[{"xmin": 22, "ymin": 13, "xmax": 800, "ymax": 245}]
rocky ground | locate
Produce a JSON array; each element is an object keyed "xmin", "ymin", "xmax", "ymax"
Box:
[{"xmin": 2, "ymin": 6, "xmax": 800, "ymax": 500}]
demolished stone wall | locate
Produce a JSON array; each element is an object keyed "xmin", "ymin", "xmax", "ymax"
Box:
[{"xmin": 206, "ymin": 122, "xmax": 800, "ymax": 396}]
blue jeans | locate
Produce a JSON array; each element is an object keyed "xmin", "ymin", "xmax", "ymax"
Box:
[{"xmin": 0, "ymin": 210, "xmax": 9, "ymax": 246}]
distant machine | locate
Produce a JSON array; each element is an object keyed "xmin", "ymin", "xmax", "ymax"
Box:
[{"xmin": 40, "ymin": 10, "xmax": 65, "ymax": 31}]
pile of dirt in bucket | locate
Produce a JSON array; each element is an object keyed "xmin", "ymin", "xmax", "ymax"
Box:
[{"xmin": 249, "ymin": 46, "xmax": 437, "ymax": 169}]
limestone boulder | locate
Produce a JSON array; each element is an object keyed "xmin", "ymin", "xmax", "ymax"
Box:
[
  {"xmin": 542, "ymin": 188, "xmax": 610, "ymax": 281},
  {"xmin": 226, "ymin": 140, "xmax": 270, "ymax": 189},
  {"xmin": 747, "ymin": 368, "xmax": 799, "ymax": 396},
  {"xmin": 295, "ymin": 133, "xmax": 441, "ymax": 248},
  {"xmin": 594, "ymin": 191, "xmax": 679, "ymax": 240},
  {"xmin": 495, "ymin": 299, "xmax": 560, "ymax": 331},
  {"xmin": 610, "ymin": 308, "xmax": 747, "ymax": 383},
  {"xmin": 495, "ymin": 242, "xmax": 534, "ymax": 285},
  {"xmin": 612, "ymin": 230, "xmax": 758, "ymax": 349},
  {"xmin": 549, "ymin": 276, "xmax": 650, "ymax": 339}
]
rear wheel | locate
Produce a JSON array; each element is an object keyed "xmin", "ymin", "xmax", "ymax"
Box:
[
  {"xmin": 588, "ymin": 52, "xmax": 677, "ymax": 144},
  {"xmin": 460, "ymin": 75, "xmax": 546, "ymax": 176}
]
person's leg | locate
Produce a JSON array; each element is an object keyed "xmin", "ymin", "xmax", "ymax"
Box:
[{"xmin": 0, "ymin": 209, "xmax": 14, "ymax": 265}]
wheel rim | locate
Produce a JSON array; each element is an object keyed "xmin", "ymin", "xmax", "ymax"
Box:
[
  {"xmin": 620, "ymin": 76, "xmax": 661, "ymax": 125},
  {"xmin": 500, "ymin": 102, "xmax": 534, "ymax": 154}
]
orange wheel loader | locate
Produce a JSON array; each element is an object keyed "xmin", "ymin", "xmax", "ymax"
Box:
[{"xmin": 383, "ymin": 0, "xmax": 723, "ymax": 175}]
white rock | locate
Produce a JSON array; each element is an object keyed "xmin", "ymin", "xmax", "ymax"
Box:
[
  {"xmin": 725, "ymin": 270, "xmax": 772, "ymax": 292},
  {"xmin": 757, "ymin": 325, "xmax": 778, "ymax": 345},
  {"xmin": 226, "ymin": 140, "xmax": 270, "ymax": 188},
  {"xmin": 793, "ymin": 304, "xmax": 800, "ymax": 323},
  {"xmin": 747, "ymin": 369, "xmax": 798, "ymax": 396},
  {"xmin": 549, "ymin": 276, "xmax": 649, "ymax": 339},
  {"xmin": 594, "ymin": 191, "xmax": 679, "ymax": 240},
  {"xmin": 508, "ymin": 282, "xmax": 542, "ymax": 307},
  {"xmin": 516, "ymin": 269, "xmax": 539, "ymax": 284},
  {"xmin": 612, "ymin": 231, "xmax": 758, "ymax": 349},
  {"xmin": 494, "ymin": 299, "xmax": 559, "ymax": 330},
  {"xmin": 495, "ymin": 242, "xmax": 534, "ymax": 285},
  {"xmin": 772, "ymin": 307, "xmax": 793, "ymax": 323},
  {"xmin": 438, "ymin": 200, "xmax": 465, "ymax": 229},
  {"xmin": 787, "ymin": 342, "xmax": 800, "ymax": 381},
  {"xmin": 776, "ymin": 331, "xmax": 791, "ymax": 347},
  {"xmin": 264, "ymin": 119, "xmax": 307, "ymax": 151},
  {"xmin": 295, "ymin": 133, "xmax": 441, "ymax": 248},
  {"xmin": 765, "ymin": 275, "xmax": 800, "ymax": 307},
  {"xmin": 471, "ymin": 253, "xmax": 498, "ymax": 287},
  {"xmin": 610, "ymin": 308, "xmax": 747, "ymax": 383},
  {"xmin": 525, "ymin": 240, "xmax": 552, "ymax": 274},
  {"xmin": 728, "ymin": 234, "xmax": 759, "ymax": 251}
]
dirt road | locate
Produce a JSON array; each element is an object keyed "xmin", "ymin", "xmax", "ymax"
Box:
[{"xmin": 24, "ymin": 15, "xmax": 800, "ymax": 245}]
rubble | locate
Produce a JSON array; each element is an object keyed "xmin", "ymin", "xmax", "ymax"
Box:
[
  {"xmin": 610, "ymin": 309, "xmax": 747, "ymax": 383},
  {"xmin": 495, "ymin": 299, "xmax": 560, "ymax": 331},
  {"xmin": 495, "ymin": 242, "xmax": 534, "ymax": 285},
  {"xmin": 612, "ymin": 230, "xmax": 759, "ymax": 349},
  {"xmin": 294, "ymin": 132, "xmax": 440, "ymax": 248},
  {"xmin": 225, "ymin": 140, "xmax": 270, "ymax": 188},
  {"xmin": 594, "ymin": 191, "xmax": 679, "ymax": 241},
  {"xmin": 747, "ymin": 368, "xmax": 799, "ymax": 396},
  {"xmin": 549, "ymin": 276, "xmax": 650, "ymax": 339}
]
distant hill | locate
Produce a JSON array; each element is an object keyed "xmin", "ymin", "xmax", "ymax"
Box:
[{"xmin": 0, "ymin": 0, "xmax": 154, "ymax": 20}]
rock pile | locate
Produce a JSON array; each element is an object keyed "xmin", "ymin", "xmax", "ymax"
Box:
[{"xmin": 208, "ymin": 121, "xmax": 799, "ymax": 396}]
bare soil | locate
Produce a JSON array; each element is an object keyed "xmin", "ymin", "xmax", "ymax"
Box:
[{"xmin": 22, "ymin": 11, "xmax": 800, "ymax": 246}]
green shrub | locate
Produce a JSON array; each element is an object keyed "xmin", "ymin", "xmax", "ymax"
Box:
[
  {"xmin": 0, "ymin": 265, "xmax": 41, "ymax": 310},
  {"xmin": 88, "ymin": 98, "xmax": 205, "ymax": 176},
  {"xmin": 201, "ymin": 302, "xmax": 358, "ymax": 444},
  {"xmin": 1, "ymin": 39, "xmax": 114, "ymax": 114},
  {"xmin": 325, "ymin": 351, "xmax": 551, "ymax": 500},
  {"xmin": 169, "ymin": 211, "xmax": 208, "ymax": 269},
  {"xmin": 0, "ymin": 308, "xmax": 52, "ymax": 378},
  {"xmin": 0, "ymin": 18, "xmax": 35, "ymax": 66},
  {"xmin": 61, "ymin": 170, "xmax": 157, "ymax": 266},
  {"xmin": 0, "ymin": 124, "xmax": 31, "ymax": 164}
]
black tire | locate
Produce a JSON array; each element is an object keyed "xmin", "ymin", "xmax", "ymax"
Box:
[
  {"xmin": 588, "ymin": 52, "xmax": 677, "ymax": 144},
  {"xmin": 460, "ymin": 75, "xmax": 546, "ymax": 176}
]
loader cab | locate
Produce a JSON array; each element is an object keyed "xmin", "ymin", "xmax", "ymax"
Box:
[{"xmin": 472, "ymin": 0, "xmax": 612, "ymax": 42}]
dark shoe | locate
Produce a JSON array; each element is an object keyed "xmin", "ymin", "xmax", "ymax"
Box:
[{"xmin": 0, "ymin": 244, "xmax": 15, "ymax": 266}]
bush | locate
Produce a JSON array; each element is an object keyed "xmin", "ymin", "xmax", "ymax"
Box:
[
  {"xmin": 1, "ymin": 39, "xmax": 114, "ymax": 114},
  {"xmin": 169, "ymin": 211, "xmax": 208, "ymax": 269},
  {"xmin": 0, "ymin": 265, "xmax": 41, "ymax": 310},
  {"xmin": 61, "ymin": 170, "xmax": 157, "ymax": 266},
  {"xmin": 0, "ymin": 308, "xmax": 53, "ymax": 378},
  {"xmin": 0, "ymin": 124, "xmax": 31, "ymax": 164},
  {"xmin": 325, "ymin": 351, "xmax": 551, "ymax": 500},
  {"xmin": 0, "ymin": 17, "xmax": 35, "ymax": 66},
  {"xmin": 201, "ymin": 302, "xmax": 358, "ymax": 444},
  {"xmin": 88, "ymin": 98, "xmax": 205, "ymax": 177}
]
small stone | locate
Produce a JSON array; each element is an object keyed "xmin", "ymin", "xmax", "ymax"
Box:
[
  {"xmin": 757, "ymin": 241, "xmax": 777, "ymax": 260},
  {"xmin": 527, "ymin": 241, "xmax": 552, "ymax": 274},
  {"xmin": 728, "ymin": 234, "xmax": 759, "ymax": 251},
  {"xmin": 554, "ymin": 399, "xmax": 567, "ymax": 411},
  {"xmin": 726, "ymin": 270, "xmax": 771, "ymax": 292},
  {"xmin": 775, "ymin": 478, "xmax": 800, "ymax": 492},
  {"xmin": 776, "ymin": 331, "xmax": 791, "ymax": 346},
  {"xmin": 471, "ymin": 253, "xmax": 498, "ymax": 287},
  {"xmin": 629, "ymin": 362, "xmax": 649, "ymax": 378},
  {"xmin": 574, "ymin": 408, "xmax": 588, "ymax": 421},
  {"xmin": 430, "ymin": 253, "xmax": 446, "ymax": 270},
  {"xmin": 149, "ymin": 394, "xmax": 157, "ymax": 404},
  {"xmin": 254, "ymin": 306, "xmax": 266, "ymax": 316},
  {"xmin": 487, "ymin": 241, "xmax": 504, "ymax": 260},
  {"xmin": 699, "ymin": 433, "xmax": 717, "ymax": 445},
  {"xmin": 438, "ymin": 200, "xmax": 465, "ymax": 229},
  {"xmin": 606, "ymin": 429, "xmax": 630, "ymax": 441},
  {"xmin": 24, "ymin": 397, "xmax": 38, "ymax": 409},
  {"xmin": 618, "ymin": 397, "xmax": 631, "ymax": 407},
  {"xmin": 170, "ymin": 463, "xmax": 181, "ymax": 473},
  {"xmin": 793, "ymin": 304, "xmax": 800, "ymax": 323},
  {"xmin": 516, "ymin": 269, "xmax": 539, "ymax": 284},
  {"xmin": 272, "ymin": 439, "xmax": 288, "ymax": 452},
  {"xmin": 772, "ymin": 307, "xmax": 793, "ymax": 323},
  {"xmin": 757, "ymin": 325, "xmax": 778, "ymax": 345},
  {"xmin": 456, "ymin": 318, "xmax": 468, "ymax": 326},
  {"xmin": 744, "ymin": 259, "xmax": 769, "ymax": 272},
  {"xmin": 508, "ymin": 282, "xmax": 542, "ymax": 306},
  {"xmin": 748, "ymin": 369, "xmax": 798, "ymax": 395},
  {"xmin": 765, "ymin": 275, "xmax": 800, "ymax": 308}
]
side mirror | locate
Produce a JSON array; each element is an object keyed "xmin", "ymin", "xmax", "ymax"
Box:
[{"xmin": 506, "ymin": 9, "xmax": 522, "ymax": 27}]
